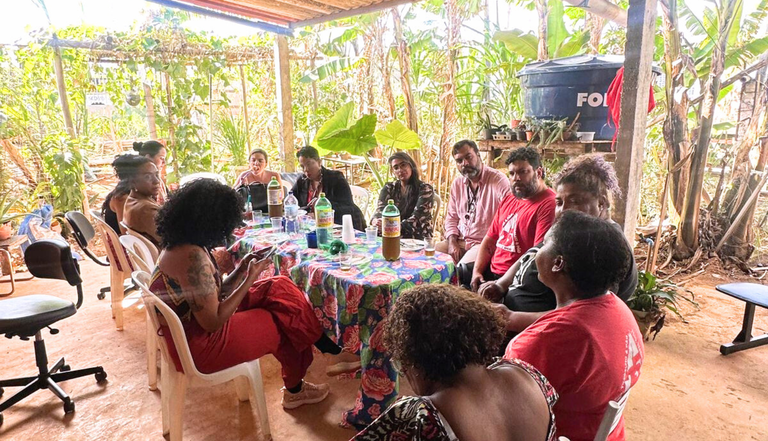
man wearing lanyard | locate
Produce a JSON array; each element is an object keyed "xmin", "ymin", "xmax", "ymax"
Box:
[{"xmin": 437, "ymin": 140, "xmax": 510, "ymax": 264}]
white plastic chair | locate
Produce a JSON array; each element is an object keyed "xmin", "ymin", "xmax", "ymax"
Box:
[
  {"xmin": 90, "ymin": 209, "xmax": 135, "ymax": 330},
  {"xmin": 350, "ymin": 185, "xmax": 371, "ymax": 219},
  {"xmin": 132, "ymin": 271, "xmax": 271, "ymax": 441},
  {"xmin": 120, "ymin": 235, "xmax": 160, "ymax": 391},
  {"xmin": 593, "ymin": 389, "xmax": 632, "ymax": 441},
  {"xmin": 121, "ymin": 221, "xmax": 160, "ymax": 263}
]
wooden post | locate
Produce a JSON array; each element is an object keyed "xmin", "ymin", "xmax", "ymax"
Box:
[
  {"xmin": 274, "ymin": 35, "xmax": 295, "ymax": 172},
  {"xmin": 143, "ymin": 82, "xmax": 158, "ymax": 139},
  {"xmin": 612, "ymin": 0, "xmax": 658, "ymax": 241},
  {"xmin": 52, "ymin": 42, "xmax": 75, "ymax": 138},
  {"xmin": 52, "ymin": 37, "xmax": 89, "ymax": 216},
  {"xmin": 239, "ymin": 65, "xmax": 252, "ymax": 153}
]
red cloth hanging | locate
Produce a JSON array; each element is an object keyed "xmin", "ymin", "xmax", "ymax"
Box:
[{"xmin": 605, "ymin": 66, "xmax": 656, "ymax": 151}]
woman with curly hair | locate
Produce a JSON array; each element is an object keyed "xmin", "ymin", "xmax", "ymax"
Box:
[
  {"xmin": 353, "ymin": 284, "xmax": 557, "ymax": 441},
  {"xmin": 504, "ymin": 211, "xmax": 644, "ymax": 441},
  {"xmin": 149, "ymin": 179, "xmax": 359, "ymax": 409},
  {"xmin": 478, "ymin": 154, "xmax": 637, "ymax": 331}
]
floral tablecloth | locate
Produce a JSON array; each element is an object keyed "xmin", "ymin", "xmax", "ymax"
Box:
[{"xmin": 229, "ymin": 229, "xmax": 457, "ymax": 428}]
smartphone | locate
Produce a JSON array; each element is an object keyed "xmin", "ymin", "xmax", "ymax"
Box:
[{"xmin": 254, "ymin": 246, "xmax": 277, "ymax": 261}]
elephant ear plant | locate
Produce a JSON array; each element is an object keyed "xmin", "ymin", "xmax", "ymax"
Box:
[{"xmin": 627, "ymin": 271, "xmax": 698, "ymax": 341}]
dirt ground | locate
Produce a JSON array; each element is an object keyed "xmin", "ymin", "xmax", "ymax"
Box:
[{"xmin": 1, "ymin": 259, "xmax": 767, "ymax": 441}]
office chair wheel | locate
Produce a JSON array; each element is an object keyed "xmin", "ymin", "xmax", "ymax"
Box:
[
  {"xmin": 95, "ymin": 371, "xmax": 108, "ymax": 383},
  {"xmin": 60, "ymin": 364, "xmax": 71, "ymax": 372},
  {"xmin": 97, "ymin": 292, "xmax": 106, "ymax": 300},
  {"xmin": 63, "ymin": 399, "xmax": 75, "ymax": 414}
]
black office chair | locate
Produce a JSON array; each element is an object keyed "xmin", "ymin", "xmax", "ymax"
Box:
[
  {"xmin": 64, "ymin": 211, "xmax": 111, "ymax": 300},
  {"xmin": 0, "ymin": 239, "xmax": 107, "ymax": 425}
]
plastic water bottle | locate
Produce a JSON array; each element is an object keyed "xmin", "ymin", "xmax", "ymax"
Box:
[
  {"xmin": 315, "ymin": 192, "xmax": 333, "ymax": 246},
  {"xmin": 244, "ymin": 193, "xmax": 253, "ymax": 219},
  {"xmin": 285, "ymin": 191, "xmax": 299, "ymax": 234}
]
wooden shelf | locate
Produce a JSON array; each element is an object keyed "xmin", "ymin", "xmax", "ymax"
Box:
[{"xmin": 477, "ymin": 139, "xmax": 616, "ymax": 165}]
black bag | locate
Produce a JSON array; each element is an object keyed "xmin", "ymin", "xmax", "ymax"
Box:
[{"xmin": 236, "ymin": 183, "xmax": 269, "ymax": 213}]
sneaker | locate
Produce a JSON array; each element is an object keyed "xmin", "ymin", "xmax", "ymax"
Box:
[
  {"xmin": 281, "ymin": 381, "xmax": 330, "ymax": 409},
  {"xmin": 325, "ymin": 351, "xmax": 362, "ymax": 377}
]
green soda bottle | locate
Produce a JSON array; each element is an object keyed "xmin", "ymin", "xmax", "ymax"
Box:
[
  {"xmin": 381, "ymin": 199, "xmax": 400, "ymax": 261},
  {"xmin": 315, "ymin": 192, "xmax": 333, "ymax": 246}
]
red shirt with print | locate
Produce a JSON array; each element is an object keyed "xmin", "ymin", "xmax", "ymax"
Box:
[
  {"xmin": 486, "ymin": 188, "xmax": 556, "ymax": 275},
  {"xmin": 504, "ymin": 293, "xmax": 645, "ymax": 441}
]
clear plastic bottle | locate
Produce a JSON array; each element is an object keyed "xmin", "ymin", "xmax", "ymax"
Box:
[
  {"xmin": 315, "ymin": 192, "xmax": 333, "ymax": 246},
  {"xmin": 243, "ymin": 193, "xmax": 253, "ymax": 219},
  {"xmin": 285, "ymin": 191, "xmax": 299, "ymax": 234},
  {"xmin": 267, "ymin": 176, "xmax": 284, "ymax": 218},
  {"xmin": 382, "ymin": 199, "xmax": 400, "ymax": 261}
]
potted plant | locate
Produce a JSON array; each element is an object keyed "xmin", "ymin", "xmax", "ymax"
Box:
[
  {"xmin": 477, "ymin": 112, "xmax": 501, "ymax": 140},
  {"xmin": 626, "ymin": 271, "xmax": 698, "ymax": 341},
  {"xmin": 524, "ymin": 118, "xmax": 541, "ymax": 143}
]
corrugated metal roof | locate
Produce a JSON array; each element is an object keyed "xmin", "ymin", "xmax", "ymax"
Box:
[{"xmin": 149, "ymin": 0, "xmax": 415, "ymax": 34}]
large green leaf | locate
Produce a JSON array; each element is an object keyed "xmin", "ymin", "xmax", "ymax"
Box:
[
  {"xmin": 547, "ymin": 0, "xmax": 568, "ymax": 57},
  {"xmin": 493, "ymin": 30, "xmax": 539, "ymax": 60},
  {"xmin": 299, "ymin": 56, "xmax": 364, "ymax": 83},
  {"xmin": 555, "ymin": 30, "xmax": 589, "ymax": 58},
  {"xmin": 317, "ymin": 114, "xmax": 378, "ymax": 155},
  {"xmin": 374, "ymin": 120, "xmax": 421, "ymax": 150},
  {"xmin": 313, "ymin": 102, "xmax": 356, "ymax": 144}
]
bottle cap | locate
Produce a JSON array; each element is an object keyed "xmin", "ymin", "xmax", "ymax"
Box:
[{"xmin": 388, "ymin": 199, "xmax": 394, "ymax": 204}]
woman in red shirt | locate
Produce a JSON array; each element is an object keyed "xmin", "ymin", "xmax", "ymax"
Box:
[{"xmin": 504, "ymin": 211, "xmax": 644, "ymax": 441}]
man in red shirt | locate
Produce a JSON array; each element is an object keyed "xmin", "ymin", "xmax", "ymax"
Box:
[
  {"xmin": 504, "ymin": 211, "xmax": 644, "ymax": 441},
  {"xmin": 466, "ymin": 147, "xmax": 555, "ymax": 291}
]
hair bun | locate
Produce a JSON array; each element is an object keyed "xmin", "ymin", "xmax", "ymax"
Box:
[{"xmin": 133, "ymin": 141, "xmax": 143, "ymax": 152}]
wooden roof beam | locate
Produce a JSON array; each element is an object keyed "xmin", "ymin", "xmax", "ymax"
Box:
[{"xmin": 291, "ymin": 0, "xmax": 415, "ymax": 28}]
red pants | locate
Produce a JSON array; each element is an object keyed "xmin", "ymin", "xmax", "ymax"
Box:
[{"xmin": 163, "ymin": 276, "xmax": 322, "ymax": 388}]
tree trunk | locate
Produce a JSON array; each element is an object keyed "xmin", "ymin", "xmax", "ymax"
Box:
[
  {"xmin": 392, "ymin": 8, "xmax": 421, "ymax": 168},
  {"xmin": 660, "ymin": 0, "xmax": 690, "ymax": 216},
  {"xmin": 437, "ymin": 0, "xmax": 460, "ymax": 210},
  {"xmin": 725, "ymin": 53, "xmax": 768, "ymax": 219},
  {"xmin": 378, "ymin": 13, "xmax": 397, "ymax": 119},
  {"xmin": 675, "ymin": 0, "xmax": 741, "ymax": 259},
  {"xmin": 535, "ymin": 0, "xmax": 549, "ymax": 61}
]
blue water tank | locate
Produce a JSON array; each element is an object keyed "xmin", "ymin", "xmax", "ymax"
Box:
[{"xmin": 517, "ymin": 55, "xmax": 659, "ymax": 140}]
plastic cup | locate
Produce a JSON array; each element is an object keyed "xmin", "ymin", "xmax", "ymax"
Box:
[
  {"xmin": 339, "ymin": 250, "xmax": 352, "ymax": 271},
  {"xmin": 424, "ymin": 237, "xmax": 435, "ymax": 257},
  {"xmin": 271, "ymin": 217, "xmax": 283, "ymax": 232},
  {"xmin": 365, "ymin": 226, "xmax": 378, "ymax": 244},
  {"xmin": 252, "ymin": 210, "xmax": 263, "ymax": 226},
  {"xmin": 306, "ymin": 231, "xmax": 318, "ymax": 248}
]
